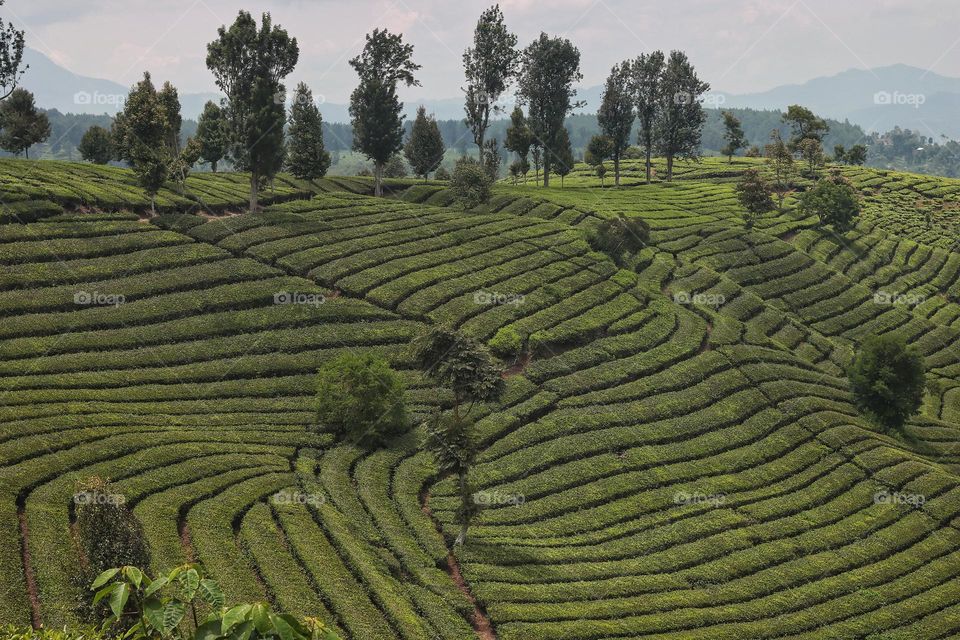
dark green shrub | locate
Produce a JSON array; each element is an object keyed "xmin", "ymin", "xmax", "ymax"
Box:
[
  {"xmin": 316, "ymin": 352, "xmax": 407, "ymax": 446},
  {"xmin": 450, "ymin": 157, "xmax": 491, "ymax": 209},
  {"xmin": 849, "ymin": 334, "xmax": 926, "ymax": 431},
  {"xmin": 587, "ymin": 215, "xmax": 650, "ymax": 266}
]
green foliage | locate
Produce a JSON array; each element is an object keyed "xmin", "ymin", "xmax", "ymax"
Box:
[
  {"xmin": 517, "ymin": 32, "xmax": 582, "ymax": 187},
  {"xmin": 504, "ymin": 105, "xmax": 532, "ymax": 165},
  {"xmin": 489, "ymin": 326, "xmax": 523, "ymax": 357},
  {"xmin": 0, "ymin": 626, "xmax": 104, "ymax": 640},
  {"xmin": 403, "ymin": 105, "xmax": 444, "ymax": 180},
  {"xmin": 90, "ymin": 565, "xmax": 338, "ymax": 640},
  {"xmin": 631, "ymin": 50, "xmax": 664, "ymax": 183},
  {"xmin": 450, "ymin": 156, "xmax": 491, "ymax": 209},
  {"xmin": 587, "ymin": 215, "xmax": 650, "ymax": 266},
  {"xmin": 0, "ymin": 0, "xmax": 26, "ymax": 100},
  {"xmin": 286, "ymin": 83, "xmax": 331, "ymax": 180},
  {"xmin": 433, "ymin": 165, "xmax": 450, "ymax": 181},
  {"xmin": 798, "ymin": 137, "xmax": 825, "ymax": 175},
  {"xmin": 849, "ymin": 334, "xmax": 926, "ymax": 431},
  {"xmin": 597, "ymin": 61, "xmax": 633, "ymax": 184},
  {"xmin": 782, "ymin": 104, "xmax": 829, "ymax": 150},
  {"xmin": 720, "ymin": 110, "xmax": 746, "ymax": 162},
  {"xmin": 462, "ymin": 4, "xmax": 518, "ymax": 162},
  {"xmin": 75, "ymin": 477, "xmax": 151, "ymax": 588},
  {"xmin": 798, "ymin": 170, "xmax": 861, "ymax": 230},
  {"xmin": 585, "ymin": 134, "xmax": 613, "ymax": 175},
  {"xmin": 765, "ymin": 128, "xmax": 794, "ymax": 210},
  {"xmin": 0, "ymin": 87, "xmax": 50, "ymax": 157},
  {"xmin": 78, "ymin": 126, "xmax": 113, "ymax": 164},
  {"xmin": 206, "ymin": 10, "xmax": 298, "ymax": 211},
  {"xmin": 349, "ymin": 28, "xmax": 420, "ymax": 196},
  {"xmin": 735, "ymin": 168, "xmax": 775, "ymax": 228},
  {"xmin": 655, "ymin": 50, "xmax": 710, "ymax": 180},
  {"xmin": 845, "ymin": 143, "xmax": 867, "ymax": 165},
  {"xmin": 551, "ymin": 127, "xmax": 574, "ymax": 187},
  {"xmin": 195, "ymin": 101, "xmax": 228, "ymax": 172},
  {"xmin": 316, "ymin": 352, "xmax": 407, "ymax": 447}
]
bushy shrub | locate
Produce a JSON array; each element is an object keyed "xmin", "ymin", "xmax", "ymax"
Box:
[
  {"xmin": 74, "ymin": 477, "xmax": 151, "ymax": 585},
  {"xmin": 434, "ymin": 166, "xmax": 451, "ymax": 181},
  {"xmin": 489, "ymin": 326, "xmax": 523, "ymax": 357},
  {"xmin": 316, "ymin": 352, "xmax": 407, "ymax": 447},
  {"xmin": 587, "ymin": 215, "xmax": 650, "ymax": 266},
  {"xmin": 0, "ymin": 626, "xmax": 104, "ymax": 640},
  {"xmin": 849, "ymin": 334, "xmax": 926, "ymax": 431},
  {"xmin": 450, "ymin": 157, "xmax": 492, "ymax": 209}
]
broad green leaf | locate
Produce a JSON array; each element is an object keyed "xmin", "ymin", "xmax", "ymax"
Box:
[
  {"xmin": 124, "ymin": 566, "xmax": 144, "ymax": 588},
  {"xmin": 143, "ymin": 597, "xmax": 164, "ymax": 632},
  {"xmin": 144, "ymin": 575, "xmax": 169, "ymax": 598},
  {"xmin": 163, "ymin": 600, "xmax": 186, "ymax": 633},
  {"xmin": 231, "ymin": 620, "xmax": 254, "ymax": 640},
  {"xmin": 93, "ymin": 583, "xmax": 117, "ymax": 605},
  {"xmin": 178, "ymin": 567, "xmax": 200, "ymax": 600},
  {"xmin": 109, "ymin": 582, "xmax": 130, "ymax": 618},
  {"xmin": 270, "ymin": 613, "xmax": 296, "ymax": 640},
  {"xmin": 221, "ymin": 603, "xmax": 252, "ymax": 634},
  {"xmin": 194, "ymin": 620, "xmax": 222, "ymax": 640},
  {"xmin": 90, "ymin": 568, "xmax": 119, "ymax": 590},
  {"xmin": 198, "ymin": 578, "xmax": 225, "ymax": 608},
  {"xmin": 251, "ymin": 603, "xmax": 271, "ymax": 634}
]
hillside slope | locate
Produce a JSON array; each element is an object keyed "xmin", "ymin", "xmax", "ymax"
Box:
[{"xmin": 0, "ymin": 158, "xmax": 959, "ymax": 639}]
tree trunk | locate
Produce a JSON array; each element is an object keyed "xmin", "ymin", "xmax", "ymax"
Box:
[
  {"xmin": 24, "ymin": 148, "xmax": 29, "ymax": 159},
  {"xmin": 666, "ymin": 155, "xmax": 674, "ymax": 181},
  {"xmin": 644, "ymin": 136, "xmax": 652, "ymax": 184},
  {"xmin": 374, "ymin": 162, "xmax": 383, "ymax": 197},
  {"xmin": 455, "ymin": 470, "xmax": 469, "ymax": 546},
  {"xmin": 249, "ymin": 172, "xmax": 259, "ymax": 213},
  {"xmin": 211, "ymin": 160, "xmax": 218, "ymax": 173},
  {"xmin": 614, "ymin": 155, "xmax": 621, "ymax": 187},
  {"xmin": 543, "ymin": 156, "xmax": 550, "ymax": 188}
]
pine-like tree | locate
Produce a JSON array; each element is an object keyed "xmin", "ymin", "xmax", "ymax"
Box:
[
  {"xmin": 404, "ymin": 105, "xmax": 445, "ymax": 181},
  {"xmin": 286, "ymin": 82, "xmax": 331, "ymax": 180}
]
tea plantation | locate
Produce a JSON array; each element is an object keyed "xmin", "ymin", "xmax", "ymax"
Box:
[{"xmin": 1, "ymin": 156, "xmax": 960, "ymax": 639}]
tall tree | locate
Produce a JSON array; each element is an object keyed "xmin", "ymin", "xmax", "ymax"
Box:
[
  {"xmin": 286, "ymin": 82, "xmax": 331, "ymax": 180},
  {"xmin": 0, "ymin": 0, "xmax": 25, "ymax": 100},
  {"xmin": 735, "ymin": 168, "xmax": 775, "ymax": 229},
  {"xmin": 78, "ymin": 125, "xmax": 113, "ymax": 164},
  {"xmin": 655, "ymin": 50, "xmax": 709, "ymax": 181},
  {"xmin": 112, "ymin": 72, "xmax": 172, "ymax": 213},
  {"xmin": 552, "ymin": 126, "xmax": 574, "ymax": 188},
  {"xmin": 413, "ymin": 326, "xmax": 505, "ymax": 545},
  {"xmin": 157, "ymin": 81, "xmax": 182, "ymax": 156},
  {"xmin": 0, "ymin": 87, "xmax": 49, "ymax": 157},
  {"xmin": 764, "ymin": 129, "xmax": 793, "ymax": 211},
  {"xmin": 404, "ymin": 105, "xmax": 445, "ymax": 181},
  {"xmin": 207, "ymin": 11, "xmax": 299, "ymax": 212},
  {"xmin": 195, "ymin": 100, "xmax": 228, "ymax": 172},
  {"xmin": 504, "ymin": 105, "xmax": 532, "ymax": 178},
  {"xmin": 349, "ymin": 28, "xmax": 420, "ymax": 196},
  {"xmin": 586, "ymin": 134, "xmax": 613, "ymax": 186},
  {"xmin": 846, "ymin": 144, "xmax": 867, "ymax": 166},
  {"xmin": 782, "ymin": 104, "xmax": 829, "ymax": 150},
  {"xmin": 462, "ymin": 4, "xmax": 518, "ymax": 164},
  {"xmin": 597, "ymin": 61, "xmax": 634, "ymax": 186},
  {"xmin": 720, "ymin": 110, "xmax": 746, "ymax": 163},
  {"xmin": 516, "ymin": 32, "xmax": 582, "ymax": 187},
  {"xmin": 631, "ymin": 50, "xmax": 664, "ymax": 184}
]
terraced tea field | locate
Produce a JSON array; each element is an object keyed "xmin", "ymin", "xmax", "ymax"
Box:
[{"xmin": 2, "ymin": 156, "xmax": 960, "ymax": 639}]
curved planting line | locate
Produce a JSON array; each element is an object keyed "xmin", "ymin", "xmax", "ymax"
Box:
[{"xmin": 16, "ymin": 498, "xmax": 41, "ymax": 629}]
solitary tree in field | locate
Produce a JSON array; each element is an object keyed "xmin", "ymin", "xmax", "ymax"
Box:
[
  {"xmin": 631, "ymin": 50, "xmax": 664, "ymax": 183},
  {"xmin": 655, "ymin": 50, "xmax": 709, "ymax": 181},
  {"xmin": 833, "ymin": 144, "xmax": 846, "ymax": 164},
  {"xmin": 586, "ymin": 134, "xmax": 613, "ymax": 186},
  {"xmin": 404, "ymin": 105, "xmax": 445, "ymax": 181},
  {"xmin": 207, "ymin": 11, "xmax": 298, "ymax": 211},
  {"xmin": 463, "ymin": 4, "xmax": 519, "ymax": 165},
  {"xmin": 735, "ymin": 168, "xmax": 775, "ymax": 229},
  {"xmin": 413, "ymin": 325, "xmax": 505, "ymax": 545},
  {"xmin": 849, "ymin": 334, "xmax": 925, "ymax": 432},
  {"xmin": 782, "ymin": 104, "xmax": 829, "ymax": 150},
  {"xmin": 798, "ymin": 137, "xmax": 825, "ymax": 175},
  {"xmin": 0, "ymin": 1, "xmax": 25, "ymax": 101},
  {"xmin": 78, "ymin": 125, "xmax": 113, "ymax": 164},
  {"xmin": 349, "ymin": 29, "xmax": 420, "ymax": 196},
  {"xmin": 765, "ymin": 129, "xmax": 794, "ymax": 211},
  {"xmin": 597, "ymin": 62, "xmax": 633, "ymax": 186},
  {"xmin": 112, "ymin": 72, "xmax": 174, "ymax": 212},
  {"xmin": 798, "ymin": 169, "xmax": 861, "ymax": 231},
  {"xmin": 450, "ymin": 156, "xmax": 492, "ymax": 208},
  {"xmin": 195, "ymin": 100, "xmax": 228, "ymax": 172},
  {"xmin": 721, "ymin": 111, "xmax": 746, "ymax": 163},
  {"xmin": 516, "ymin": 32, "xmax": 582, "ymax": 187},
  {"xmin": 287, "ymin": 82, "xmax": 331, "ymax": 180},
  {"xmin": 0, "ymin": 87, "xmax": 49, "ymax": 157},
  {"xmin": 846, "ymin": 144, "xmax": 867, "ymax": 166},
  {"xmin": 553, "ymin": 127, "xmax": 574, "ymax": 188},
  {"xmin": 504, "ymin": 105, "xmax": 532, "ymax": 179}
]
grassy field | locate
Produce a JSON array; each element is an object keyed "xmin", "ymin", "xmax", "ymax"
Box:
[{"xmin": 1, "ymin": 156, "xmax": 960, "ymax": 639}]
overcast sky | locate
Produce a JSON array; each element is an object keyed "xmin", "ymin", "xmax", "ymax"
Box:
[{"xmin": 7, "ymin": 0, "xmax": 960, "ymax": 101}]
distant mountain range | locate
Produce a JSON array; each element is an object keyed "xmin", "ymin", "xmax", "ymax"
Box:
[{"xmin": 17, "ymin": 48, "xmax": 960, "ymax": 138}]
